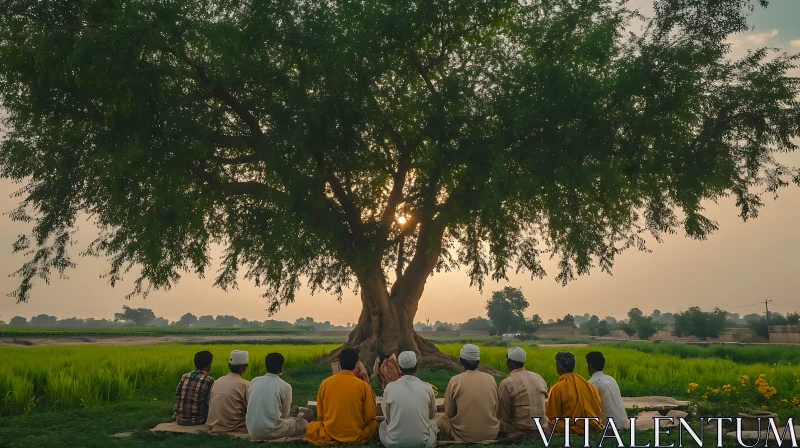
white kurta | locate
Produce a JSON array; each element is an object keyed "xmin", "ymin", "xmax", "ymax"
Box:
[
  {"xmin": 379, "ymin": 375, "xmax": 438, "ymax": 448},
  {"xmin": 246, "ymin": 373, "xmax": 307, "ymax": 440},
  {"xmin": 588, "ymin": 371, "xmax": 628, "ymax": 429}
]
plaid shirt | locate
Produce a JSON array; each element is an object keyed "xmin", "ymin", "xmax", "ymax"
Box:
[{"xmin": 173, "ymin": 370, "xmax": 215, "ymax": 425}]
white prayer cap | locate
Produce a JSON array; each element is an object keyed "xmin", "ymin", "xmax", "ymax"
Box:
[
  {"xmin": 459, "ymin": 344, "xmax": 480, "ymax": 361},
  {"xmin": 507, "ymin": 347, "xmax": 526, "ymax": 363},
  {"xmin": 229, "ymin": 350, "xmax": 249, "ymax": 365},
  {"xmin": 398, "ymin": 351, "xmax": 417, "ymax": 369}
]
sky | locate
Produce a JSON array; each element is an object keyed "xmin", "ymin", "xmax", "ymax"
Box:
[{"xmin": 1, "ymin": 1, "xmax": 800, "ymax": 325}]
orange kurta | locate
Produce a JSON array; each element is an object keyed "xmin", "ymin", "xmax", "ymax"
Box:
[
  {"xmin": 305, "ymin": 370, "xmax": 379, "ymax": 445},
  {"xmin": 545, "ymin": 373, "xmax": 604, "ymax": 435}
]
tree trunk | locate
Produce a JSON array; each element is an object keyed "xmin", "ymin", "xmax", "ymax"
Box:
[{"xmin": 317, "ymin": 267, "xmax": 464, "ymax": 370}]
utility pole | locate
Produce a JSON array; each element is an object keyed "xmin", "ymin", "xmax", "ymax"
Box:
[{"xmin": 765, "ymin": 300, "xmax": 773, "ymax": 342}]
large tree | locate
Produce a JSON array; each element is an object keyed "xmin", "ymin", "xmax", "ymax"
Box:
[{"xmin": 1, "ymin": 0, "xmax": 799, "ymax": 367}]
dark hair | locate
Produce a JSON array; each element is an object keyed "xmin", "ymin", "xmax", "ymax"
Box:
[
  {"xmin": 460, "ymin": 358, "xmax": 479, "ymax": 371},
  {"xmin": 229, "ymin": 363, "xmax": 247, "ymax": 374},
  {"xmin": 339, "ymin": 348, "xmax": 359, "ymax": 371},
  {"xmin": 585, "ymin": 351, "xmax": 605, "ymax": 371},
  {"xmin": 507, "ymin": 358, "xmax": 525, "ymax": 370},
  {"xmin": 194, "ymin": 351, "xmax": 213, "ymax": 370},
  {"xmin": 555, "ymin": 351, "xmax": 576, "ymax": 373},
  {"xmin": 265, "ymin": 353, "xmax": 285, "ymax": 374}
]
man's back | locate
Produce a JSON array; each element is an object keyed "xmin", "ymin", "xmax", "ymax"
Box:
[
  {"xmin": 546, "ymin": 373, "xmax": 603, "ymax": 435},
  {"xmin": 247, "ymin": 373, "xmax": 296, "ymax": 439},
  {"xmin": 207, "ymin": 372, "xmax": 250, "ymax": 433},
  {"xmin": 173, "ymin": 370, "xmax": 214, "ymax": 425},
  {"xmin": 381, "ymin": 375, "xmax": 437, "ymax": 447},
  {"xmin": 443, "ymin": 370, "xmax": 500, "ymax": 442},
  {"xmin": 498, "ymin": 368, "xmax": 548, "ymax": 433},
  {"xmin": 305, "ymin": 370, "xmax": 378, "ymax": 445},
  {"xmin": 588, "ymin": 371, "xmax": 627, "ymax": 429}
]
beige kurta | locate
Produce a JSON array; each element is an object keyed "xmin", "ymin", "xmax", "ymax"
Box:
[
  {"xmin": 498, "ymin": 368, "xmax": 549, "ymax": 435},
  {"xmin": 435, "ymin": 370, "xmax": 499, "ymax": 443},
  {"xmin": 207, "ymin": 372, "xmax": 250, "ymax": 433}
]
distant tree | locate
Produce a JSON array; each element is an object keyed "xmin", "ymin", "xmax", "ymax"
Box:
[
  {"xmin": 743, "ymin": 313, "xmax": 762, "ymax": 323},
  {"xmin": 595, "ymin": 320, "xmax": 611, "ymax": 336},
  {"xmin": 628, "ymin": 308, "xmax": 644, "ymax": 319},
  {"xmin": 659, "ymin": 312, "xmax": 676, "ymax": 324},
  {"xmin": 436, "ymin": 324, "xmax": 451, "ymax": 332},
  {"xmin": 85, "ymin": 318, "xmax": 114, "ymax": 327},
  {"xmin": 114, "ymin": 306, "xmax": 156, "ymax": 326},
  {"xmin": 172, "ymin": 313, "xmax": 197, "ymax": 327},
  {"xmin": 604, "ymin": 316, "xmax": 617, "ymax": 325},
  {"xmin": 521, "ymin": 314, "xmax": 544, "ymax": 333},
  {"xmin": 651, "ymin": 310, "xmax": 661, "ymax": 319},
  {"xmin": 460, "ymin": 317, "xmax": 492, "ymax": 332},
  {"xmin": 556, "ymin": 314, "xmax": 575, "ymax": 325},
  {"xmin": 616, "ymin": 322, "xmax": 636, "ymax": 337},
  {"xmin": 547, "ymin": 319, "xmax": 555, "ymax": 324},
  {"xmin": 9, "ymin": 316, "xmax": 27, "ymax": 326},
  {"xmin": 0, "ymin": 320, "xmax": 5, "ymax": 325},
  {"xmin": 146, "ymin": 316, "xmax": 170, "ymax": 327},
  {"xmin": 196, "ymin": 315, "xmax": 216, "ymax": 327},
  {"xmin": 245, "ymin": 320, "xmax": 263, "ymax": 328},
  {"xmin": 627, "ymin": 309, "xmax": 658, "ymax": 340},
  {"xmin": 262, "ymin": 319, "xmax": 294, "ymax": 329},
  {"xmin": 57, "ymin": 317, "xmax": 86, "ymax": 327},
  {"xmin": 216, "ymin": 315, "xmax": 243, "ymax": 327},
  {"xmin": 673, "ymin": 307, "xmax": 728, "ymax": 339},
  {"xmin": 486, "ymin": 287, "xmax": 529, "ymax": 333},
  {"xmin": 29, "ymin": 314, "xmax": 57, "ymax": 326},
  {"xmin": 414, "ymin": 322, "xmax": 433, "ymax": 331}
]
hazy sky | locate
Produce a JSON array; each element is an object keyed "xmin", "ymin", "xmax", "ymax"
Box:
[{"xmin": 1, "ymin": 1, "xmax": 800, "ymax": 325}]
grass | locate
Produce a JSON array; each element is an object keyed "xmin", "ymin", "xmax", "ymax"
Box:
[
  {"xmin": 0, "ymin": 326, "xmax": 305, "ymax": 338},
  {"xmin": 0, "ymin": 364, "xmax": 769, "ymax": 448},
  {"xmin": 606, "ymin": 341, "xmax": 800, "ymax": 364},
  {"xmin": 3, "ymin": 340, "xmax": 800, "ymax": 447},
  {"xmin": 0, "ymin": 344, "xmax": 339, "ymax": 416}
]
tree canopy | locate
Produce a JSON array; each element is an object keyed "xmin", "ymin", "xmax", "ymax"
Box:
[
  {"xmin": 1, "ymin": 0, "xmax": 799, "ymax": 361},
  {"xmin": 113, "ymin": 306, "xmax": 156, "ymax": 326},
  {"xmin": 486, "ymin": 286, "xmax": 530, "ymax": 333},
  {"xmin": 673, "ymin": 306, "xmax": 729, "ymax": 339}
]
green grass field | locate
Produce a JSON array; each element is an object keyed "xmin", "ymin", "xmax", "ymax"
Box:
[
  {"xmin": 2, "ymin": 341, "xmax": 798, "ymax": 447},
  {"xmin": 0, "ymin": 326, "xmax": 305, "ymax": 338}
]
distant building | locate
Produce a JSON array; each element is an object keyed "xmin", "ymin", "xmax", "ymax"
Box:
[{"xmin": 535, "ymin": 324, "xmax": 581, "ymax": 338}]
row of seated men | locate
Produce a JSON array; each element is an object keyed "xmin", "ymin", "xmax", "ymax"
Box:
[{"xmin": 172, "ymin": 345, "xmax": 628, "ymax": 445}]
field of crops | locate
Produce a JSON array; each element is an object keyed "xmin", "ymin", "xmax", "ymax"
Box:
[
  {"xmin": 0, "ymin": 343, "xmax": 338, "ymax": 416},
  {"xmin": 0, "ymin": 326, "xmax": 304, "ymax": 338},
  {"xmin": 2, "ymin": 342, "xmax": 799, "ymax": 418}
]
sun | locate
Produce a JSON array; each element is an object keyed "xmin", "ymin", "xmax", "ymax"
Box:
[{"xmin": 397, "ymin": 216, "xmax": 407, "ymax": 225}]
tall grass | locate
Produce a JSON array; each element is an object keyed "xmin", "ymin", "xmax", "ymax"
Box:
[
  {"xmin": 0, "ymin": 343, "xmax": 338, "ymax": 416},
  {"xmin": 604, "ymin": 341, "xmax": 800, "ymax": 364},
  {"xmin": 0, "ymin": 326, "xmax": 303, "ymax": 338},
  {"xmin": 437, "ymin": 344, "xmax": 800, "ymax": 400},
  {"xmin": 3, "ymin": 342, "xmax": 799, "ymax": 418}
]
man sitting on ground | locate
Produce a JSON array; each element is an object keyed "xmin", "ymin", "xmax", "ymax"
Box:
[
  {"xmin": 435, "ymin": 344, "xmax": 500, "ymax": 443},
  {"xmin": 373, "ymin": 352, "xmax": 402, "ymax": 388},
  {"xmin": 173, "ymin": 350, "xmax": 215, "ymax": 426},
  {"xmin": 207, "ymin": 350, "xmax": 250, "ymax": 433},
  {"xmin": 545, "ymin": 352, "xmax": 603, "ymax": 435},
  {"xmin": 586, "ymin": 351, "xmax": 627, "ymax": 429},
  {"xmin": 379, "ymin": 351, "xmax": 438, "ymax": 448},
  {"xmin": 305, "ymin": 348, "xmax": 379, "ymax": 445},
  {"xmin": 498, "ymin": 347, "xmax": 549, "ymax": 437},
  {"xmin": 247, "ymin": 352, "xmax": 313, "ymax": 440}
]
